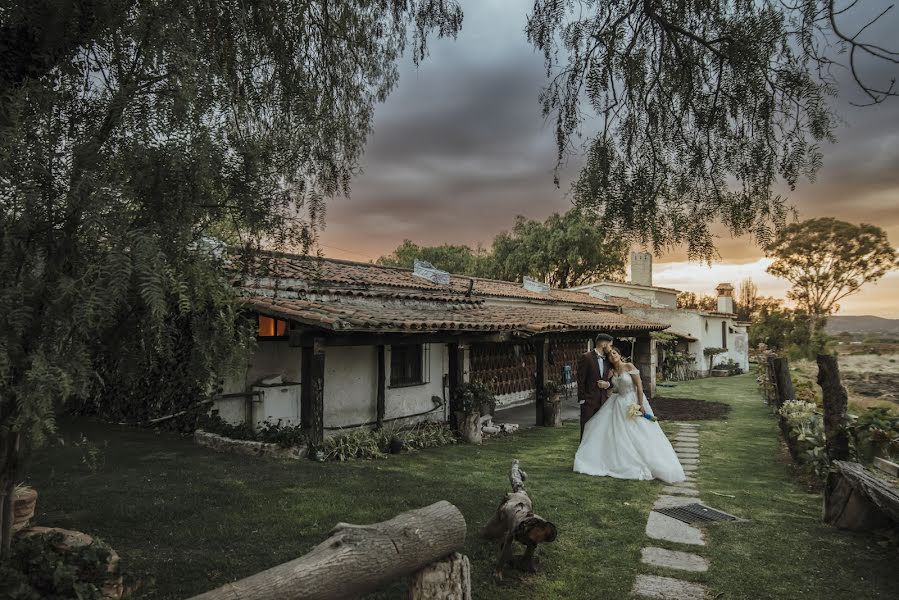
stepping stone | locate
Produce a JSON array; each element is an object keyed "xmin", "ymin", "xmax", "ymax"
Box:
[
  {"xmin": 646, "ymin": 511, "xmax": 706, "ymax": 546},
  {"xmin": 673, "ymin": 437, "xmax": 699, "ymax": 444},
  {"xmin": 674, "ymin": 434, "xmax": 699, "ymax": 440},
  {"xmin": 682, "ymin": 465, "xmax": 698, "ymax": 473},
  {"xmin": 667, "ymin": 480, "xmax": 698, "ymax": 489},
  {"xmin": 676, "ymin": 451, "xmax": 699, "ymax": 458},
  {"xmin": 641, "ymin": 547, "xmax": 710, "ymax": 573},
  {"xmin": 678, "ymin": 424, "xmax": 699, "ymax": 430},
  {"xmin": 675, "ymin": 442, "xmax": 699, "ymax": 448},
  {"xmin": 632, "ymin": 574, "xmax": 710, "ymax": 599},
  {"xmin": 679, "ymin": 458, "xmax": 699, "ymax": 466},
  {"xmin": 654, "ymin": 495, "xmax": 696, "ymax": 509},
  {"xmin": 663, "ymin": 485, "xmax": 699, "ymax": 496}
]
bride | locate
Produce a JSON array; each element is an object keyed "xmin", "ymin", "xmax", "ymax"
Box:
[{"xmin": 573, "ymin": 348, "xmax": 685, "ymax": 483}]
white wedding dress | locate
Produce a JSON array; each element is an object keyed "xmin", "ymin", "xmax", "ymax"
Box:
[{"xmin": 574, "ymin": 368, "xmax": 685, "ymax": 483}]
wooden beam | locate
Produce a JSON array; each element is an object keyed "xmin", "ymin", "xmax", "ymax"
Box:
[
  {"xmin": 448, "ymin": 342, "xmax": 465, "ymax": 430},
  {"xmin": 770, "ymin": 357, "xmax": 794, "ymax": 409},
  {"xmin": 535, "ymin": 338, "xmax": 548, "ymax": 427},
  {"xmin": 376, "ymin": 345, "xmax": 386, "ymax": 429},
  {"xmin": 292, "ymin": 332, "xmax": 513, "ymax": 348}
]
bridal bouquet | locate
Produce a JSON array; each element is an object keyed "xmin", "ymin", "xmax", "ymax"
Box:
[{"xmin": 627, "ymin": 404, "xmax": 658, "ymax": 422}]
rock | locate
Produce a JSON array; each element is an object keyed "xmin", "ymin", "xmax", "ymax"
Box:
[
  {"xmin": 645, "ymin": 512, "xmax": 705, "ymax": 546},
  {"xmin": 20, "ymin": 527, "xmax": 123, "ymax": 599},
  {"xmin": 632, "ymin": 574, "xmax": 710, "ymax": 599},
  {"xmin": 640, "ymin": 547, "xmax": 709, "ymax": 573},
  {"xmin": 194, "ymin": 430, "xmax": 307, "ymax": 460}
]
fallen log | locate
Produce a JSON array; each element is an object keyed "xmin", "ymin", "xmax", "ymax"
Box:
[
  {"xmin": 188, "ymin": 501, "xmax": 466, "ymax": 600},
  {"xmin": 481, "ymin": 460, "xmax": 557, "ymax": 579},
  {"xmin": 824, "ymin": 461, "xmax": 899, "ymax": 531},
  {"xmin": 408, "ymin": 552, "xmax": 471, "ymax": 600}
]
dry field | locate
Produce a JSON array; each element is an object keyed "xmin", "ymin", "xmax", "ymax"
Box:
[{"xmin": 793, "ymin": 351, "xmax": 899, "ymax": 413}]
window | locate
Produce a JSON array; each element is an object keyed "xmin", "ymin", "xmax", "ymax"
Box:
[
  {"xmin": 258, "ymin": 315, "xmax": 289, "ymax": 338},
  {"xmin": 721, "ymin": 321, "xmax": 727, "ymax": 349},
  {"xmin": 390, "ymin": 344, "xmax": 425, "ymax": 387}
]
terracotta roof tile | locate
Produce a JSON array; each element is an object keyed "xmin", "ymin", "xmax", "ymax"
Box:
[{"xmin": 246, "ymin": 295, "xmax": 668, "ymax": 335}]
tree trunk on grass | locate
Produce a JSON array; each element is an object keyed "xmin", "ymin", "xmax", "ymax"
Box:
[
  {"xmin": 455, "ymin": 411, "xmax": 481, "ymax": 444},
  {"xmin": 408, "ymin": 552, "xmax": 471, "ymax": 600},
  {"xmin": 188, "ymin": 501, "xmax": 466, "ymax": 600},
  {"xmin": 481, "ymin": 460, "xmax": 557, "ymax": 579},
  {"xmin": 824, "ymin": 461, "xmax": 899, "ymax": 530},
  {"xmin": 817, "ymin": 354, "xmax": 850, "ymax": 461}
]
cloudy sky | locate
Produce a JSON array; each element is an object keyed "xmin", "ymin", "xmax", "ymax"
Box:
[{"xmin": 318, "ymin": 0, "xmax": 899, "ymax": 317}]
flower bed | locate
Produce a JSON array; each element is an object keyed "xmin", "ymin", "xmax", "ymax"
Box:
[{"xmin": 194, "ymin": 430, "xmax": 307, "ymax": 460}]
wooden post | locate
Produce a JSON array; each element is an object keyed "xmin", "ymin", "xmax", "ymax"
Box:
[
  {"xmin": 535, "ymin": 338, "xmax": 548, "ymax": 427},
  {"xmin": 376, "ymin": 345, "xmax": 386, "ymax": 429},
  {"xmin": 448, "ymin": 342, "xmax": 464, "ymax": 430},
  {"xmin": 817, "ymin": 354, "xmax": 850, "ymax": 461},
  {"xmin": 302, "ymin": 338, "xmax": 325, "ymax": 447},
  {"xmin": 770, "ymin": 357, "xmax": 794, "ymax": 409},
  {"xmin": 188, "ymin": 501, "xmax": 467, "ymax": 600}
]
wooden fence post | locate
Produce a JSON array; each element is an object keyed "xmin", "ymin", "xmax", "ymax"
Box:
[
  {"xmin": 817, "ymin": 354, "xmax": 850, "ymax": 461},
  {"xmin": 770, "ymin": 357, "xmax": 794, "ymax": 409}
]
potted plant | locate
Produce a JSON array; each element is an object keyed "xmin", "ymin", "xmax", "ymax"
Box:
[
  {"xmin": 542, "ymin": 380, "xmax": 564, "ymax": 426},
  {"xmin": 453, "ymin": 381, "xmax": 495, "ymax": 444}
]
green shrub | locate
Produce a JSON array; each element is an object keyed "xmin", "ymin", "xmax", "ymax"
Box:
[
  {"xmin": 198, "ymin": 412, "xmax": 306, "ymax": 448},
  {"xmin": 453, "ymin": 381, "xmax": 496, "ymax": 415},
  {"xmin": 847, "ymin": 407, "xmax": 899, "ymax": 463},
  {"xmin": 712, "ymin": 358, "xmax": 743, "ymax": 375},
  {"xmin": 778, "ymin": 400, "xmax": 829, "ymax": 479},
  {"xmin": 317, "ymin": 422, "xmax": 457, "ymax": 462},
  {"xmin": 0, "ymin": 531, "xmax": 118, "ymax": 600}
]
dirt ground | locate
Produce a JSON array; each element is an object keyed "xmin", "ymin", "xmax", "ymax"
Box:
[
  {"xmin": 793, "ymin": 352, "xmax": 899, "ymax": 411},
  {"xmin": 651, "ymin": 396, "xmax": 731, "ymax": 421}
]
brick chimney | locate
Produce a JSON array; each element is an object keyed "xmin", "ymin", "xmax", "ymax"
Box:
[
  {"xmin": 630, "ymin": 251, "xmax": 653, "ymax": 287},
  {"xmin": 716, "ymin": 282, "xmax": 735, "ymax": 314}
]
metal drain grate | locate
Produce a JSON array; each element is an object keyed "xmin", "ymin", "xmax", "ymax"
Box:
[{"xmin": 654, "ymin": 503, "xmax": 743, "ymax": 525}]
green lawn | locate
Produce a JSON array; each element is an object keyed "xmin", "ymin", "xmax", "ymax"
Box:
[
  {"xmin": 658, "ymin": 375, "xmax": 898, "ymax": 600},
  {"xmin": 26, "ymin": 419, "xmax": 659, "ymax": 599},
  {"xmin": 24, "ymin": 375, "xmax": 899, "ymax": 599}
]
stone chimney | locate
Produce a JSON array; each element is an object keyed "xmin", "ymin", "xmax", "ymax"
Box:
[
  {"xmin": 630, "ymin": 251, "xmax": 653, "ymax": 287},
  {"xmin": 716, "ymin": 282, "xmax": 735, "ymax": 314}
]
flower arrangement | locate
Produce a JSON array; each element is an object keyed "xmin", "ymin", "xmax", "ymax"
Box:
[{"xmin": 627, "ymin": 403, "xmax": 658, "ymax": 422}]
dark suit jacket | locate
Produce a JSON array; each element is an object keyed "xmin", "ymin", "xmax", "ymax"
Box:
[{"xmin": 577, "ymin": 350, "xmax": 612, "ymax": 408}]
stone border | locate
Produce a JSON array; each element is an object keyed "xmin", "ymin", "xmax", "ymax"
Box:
[{"xmin": 194, "ymin": 430, "xmax": 307, "ymax": 460}]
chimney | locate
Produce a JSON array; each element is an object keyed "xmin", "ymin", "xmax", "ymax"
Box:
[
  {"xmin": 630, "ymin": 251, "xmax": 652, "ymax": 286},
  {"xmin": 716, "ymin": 282, "xmax": 735, "ymax": 314}
]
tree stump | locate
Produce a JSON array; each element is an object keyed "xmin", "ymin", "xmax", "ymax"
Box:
[
  {"xmin": 189, "ymin": 501, "xmax": 466, "ymax": 600},
  {"xmin": 481, "ymin": 460, "xmax": 557, "ymax": 579},
  {"xmin": 816, "ymin": 354, "xmax": 850, "ymax": 461},
  {"xmin": 771, "ymin": 357, "xmax": 794, "ymax": 409},
  {"xmin": 824, "ymin": 461, "xmax": 899, "ymax": 531},
  {"xmin": 408, "ymin": 552, "xmax": 471, "ymax": 600},
  {"xmin": 12, "ymin": 486, "xmax": 37, "ymax": 531},
  {"xmin": 455, "ymin": 411, "xmax": 481, "ymax": 444},
  {"xmin": 544, "ymin": 398, "xmax": 562, "ymax": 427}
]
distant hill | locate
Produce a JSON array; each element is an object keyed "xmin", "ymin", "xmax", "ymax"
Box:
[{"xmin": 825, "ymin": 315, "xmax": 899, "ymax": 336}]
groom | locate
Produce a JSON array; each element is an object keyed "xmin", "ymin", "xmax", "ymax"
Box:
[{"xmin": 577, "ymin": 333, "xmax": 615, "ymax": 439}]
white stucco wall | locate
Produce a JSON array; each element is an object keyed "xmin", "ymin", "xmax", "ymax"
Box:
[
  {"xmin": 221, "ymin": 340, "xmax": 302, "ymax": 394},
  {"xmin": 384, "ymin": 343, "xmax": 448, "ymax": 423},
  {"xmin": 622, "ymin": 306, "xmax": 749, "ymax": 376},
  {"xmin": 323, "ymin": 345, "xmax": 378, "ymax": 428}
]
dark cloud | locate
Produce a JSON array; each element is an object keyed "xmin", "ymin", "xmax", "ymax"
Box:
[{"xmin": 319, "ymin": 0, "xmax": 899, "ymax": 314}]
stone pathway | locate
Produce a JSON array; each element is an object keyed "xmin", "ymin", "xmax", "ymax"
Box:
[{"xmin": 633, "ymin": 423, "xmax": 712, "ymax": 599}]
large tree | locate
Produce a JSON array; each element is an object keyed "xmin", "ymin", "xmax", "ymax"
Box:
[
  {"xmin": 764, "ymin": 218, "xmax": 897, "ymax": 326},
  {"xmin": 0, "ymin": 0, "xmax": 461, "ymax": 550},
  {"xmin": 526, "ymin": 1, "xmax": 899, "ymax": 259},
  {"xmin": 376, "ymin": 239, "xmax": 493, "ymax": 277},
  {"xmin": 490, "ymin": 210, "xmax": 627, "ymax": 287}
]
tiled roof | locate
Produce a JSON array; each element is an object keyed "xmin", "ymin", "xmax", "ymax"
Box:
[
  {"xmin": 246, "ymin": 295, "xmax": 668, "ymax": 335},
  {"xmin": 603, "ymin": 295, "xmax": 653, "ymax": 308},
  {"xmin": 239, "ymin": 252, "xmax": 620, "ymax": 309}
]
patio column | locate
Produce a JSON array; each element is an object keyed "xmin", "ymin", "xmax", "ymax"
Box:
[
  {"xmin": 302, "ymin": 337, "xmax": 326, "ymax": 446},
  {"xmin": 448, "ymin": 342, "xmax": 464, "ymax": 429},
  {"xmin": 634, "ymin": 334, "xmax": 657, "ymax": 398},
  {"xmin": 376, "ymin": 345, "xmax": 386, "ymax": 429},
  {"xmin": 535, "ymin": 337, "xmax": 548, "ymax": 426}
]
